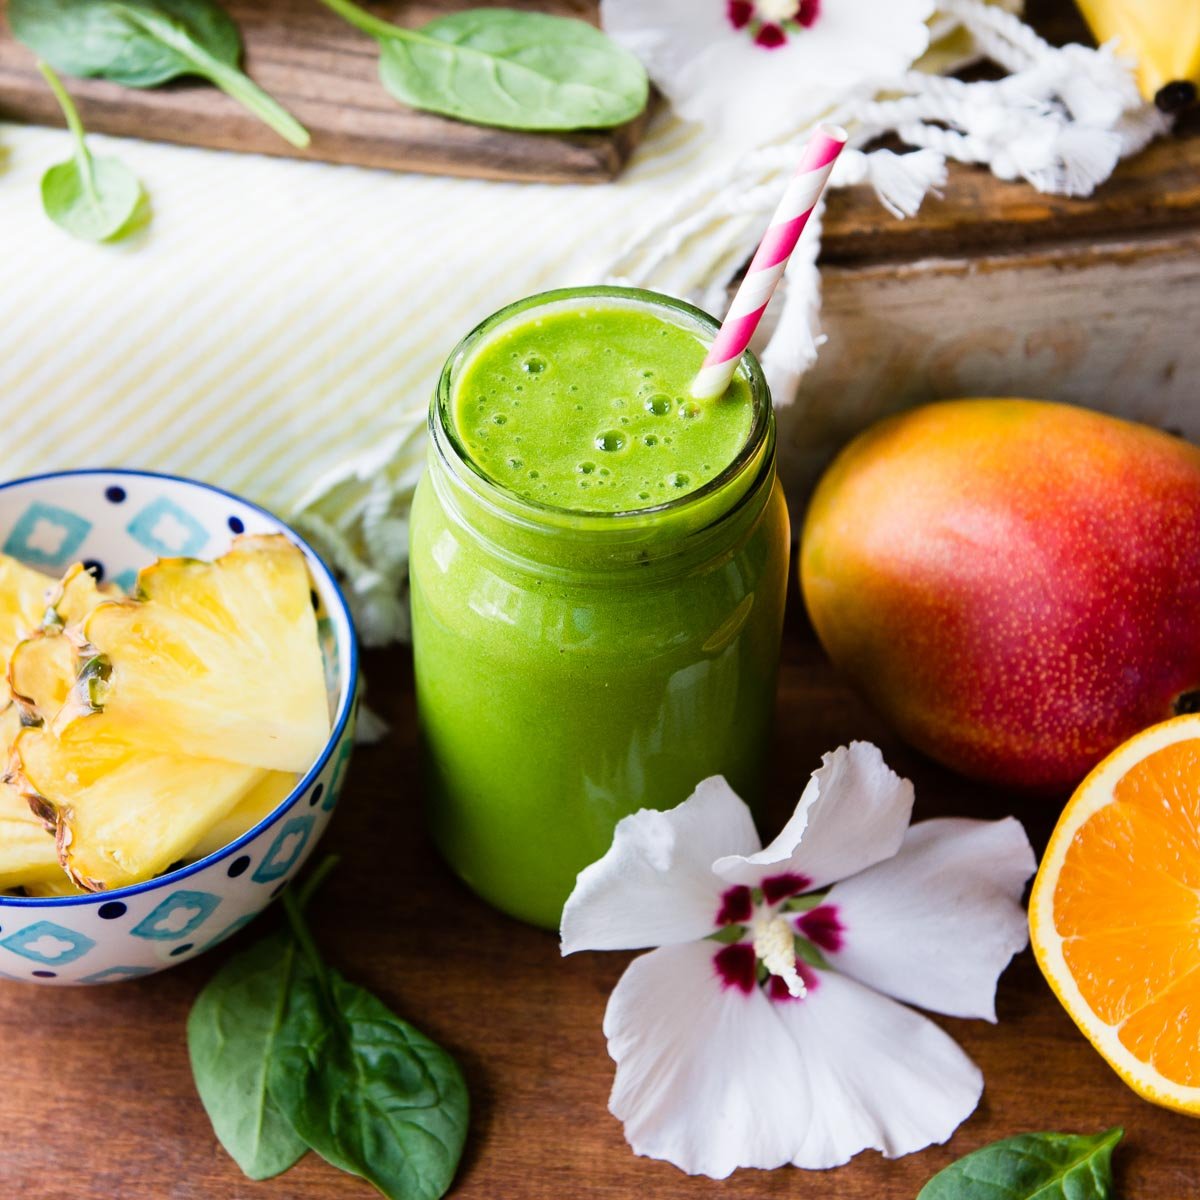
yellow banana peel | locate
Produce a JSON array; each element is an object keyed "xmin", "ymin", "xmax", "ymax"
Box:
[{"xmin": 1075, "ymin": 0, "xmax": 1200, "ymax": 109}]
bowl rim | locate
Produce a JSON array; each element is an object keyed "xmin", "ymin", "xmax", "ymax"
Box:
[{"xmin": 0, "ymin": 467, "xmax": 359, "ymax": 909}]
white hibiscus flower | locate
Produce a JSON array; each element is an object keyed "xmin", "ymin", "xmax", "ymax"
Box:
[
  {"xmin": 600, "ymin": 0, "xmax": 936, "ymax": 147},
  {"xmin": 561, "ymin": 742, "xmax": 1035, "ymax": 1178}
]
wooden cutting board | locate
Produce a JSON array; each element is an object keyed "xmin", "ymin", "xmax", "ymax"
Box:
[
  {"xmin": 0, "ymin": 0, "xmax": 651, "ymax": 182},
  {"xmin": 2, "ymin": 589, "xmax": 1198, "ymax": 1199}
]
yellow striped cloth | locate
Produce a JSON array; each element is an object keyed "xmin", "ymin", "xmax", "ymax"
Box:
[{"xmin": 0, "ymin": 115, "xmax": 713, "ymax": 511}]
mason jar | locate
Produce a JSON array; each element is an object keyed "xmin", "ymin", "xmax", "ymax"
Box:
[{"xmin": 409, "ymin": 287, "xmax": 790, "ymax": 928}]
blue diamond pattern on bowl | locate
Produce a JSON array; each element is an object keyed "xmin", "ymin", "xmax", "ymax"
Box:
[
  {"xmin": 317, "ymin": 616, "xmax": 340, "ymax": 698},
  {"xmin": 126, "ymin": 496, "xmax": 210, "ymax": 558},
  {"xmin": 130, "ymin": 889, "xmax": 222, "ymax": 941},
  {"xmin": 328, "ymin": 741, "xmax": 353, "ymax": 810},
  {"xmin": 196, "ymin": 912, "xmax": 259, "ymax": 955},
  {"xmin": 2, "ymin": 502, "xmax": 91, "ymax": 568},
  {"xmin": 0, "ymin": 920, "xmax": 96, "ymax": 966},
  {"xmin": 80, "ymin": 965, "xmax": 158, "ymax": 984},
  {"xmin": 252, "ymin": 815, "xmax": 315, "ymax": 883},
  {"xmin": 111, "ymin": 568, "xmax": 139, "ymax": 593}
]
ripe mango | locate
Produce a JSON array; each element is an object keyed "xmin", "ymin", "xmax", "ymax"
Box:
[{"xmin": 800, "ymin": 399, "xmax": 1200, "ymax": 791}]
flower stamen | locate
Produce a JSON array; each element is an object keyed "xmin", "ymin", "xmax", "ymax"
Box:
[
  {"xmin": 755, "ymin": 0, "xmax": 799, "ymax": 20},
  {"xmin": 751, "ymin": 911, "xmax": 807, "ymax": 998}
]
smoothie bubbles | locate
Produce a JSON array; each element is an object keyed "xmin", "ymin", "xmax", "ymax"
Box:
[
  {"xmin": 452, "ymin": 301, "xmax": 754, "ymax": 512},
  {"xmin": 410, "ymin": 132, "xmax": 846, "ymax": 928}
]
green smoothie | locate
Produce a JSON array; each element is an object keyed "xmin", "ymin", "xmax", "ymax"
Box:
[
  {"xmin": 452, "ymin": 300, "xmax": 754, "ymax": 512},
  {"xmin": 410, "ymin": 287, "xmax": 790, "ymax": 928}
]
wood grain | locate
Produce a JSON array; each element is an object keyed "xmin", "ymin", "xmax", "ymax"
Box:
[
  {"xmin": 821, "ymin": 113, "xmax": 1200, "ymax": 266},
  {"xmin": 0, "ymin": 0, "xmax": 652, "ymax": 183},
  {"xmin": 2, "ymin": 593, "xmax": 1197, "ymax": 1198},
  {"xmin": 776, "ymin": 227, "xmax": 1200, "ymax": 501}
]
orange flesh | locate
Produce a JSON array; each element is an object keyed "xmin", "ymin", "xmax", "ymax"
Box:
[{"xmin": 1055, "ymin": 738, "xmax": 1200, "ymax": 1086}]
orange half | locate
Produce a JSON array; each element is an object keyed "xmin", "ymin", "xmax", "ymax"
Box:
[{"xmin": 1030, "ymin": 714, "xmax": 1200, "ymax": 1115}]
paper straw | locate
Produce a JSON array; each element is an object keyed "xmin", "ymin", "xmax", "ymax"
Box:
[{"xmin": 690, "ymin": 124, "xmax": 847, "ymax": 401}]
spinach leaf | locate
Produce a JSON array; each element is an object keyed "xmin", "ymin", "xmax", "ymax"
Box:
[
  {"xmin": 187, "ymin": 931, "xmax": 310, "ymax": 1181},
  {"xmin": 268, "ymin": 894, "xmax": 469, "ymax": 1200},
  {"xmin": 9, "ymin": 0, "xmax": 309, "ymax": 147},
  {"xmin": 917, "ymin": 1127, "xmax": 1124, "ymax": 1200},
  {"xmin": 318, "ymin": 0, "xmax": 648, "ymax": 131},
  {"xmin": 37, "ymin": 61, "xmax": 143, "ymax": 243}
]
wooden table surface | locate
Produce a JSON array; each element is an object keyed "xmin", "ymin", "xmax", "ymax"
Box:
[{"xmin": 3, "ymin": 578, "xmax": 1197, "ymax": 1198}]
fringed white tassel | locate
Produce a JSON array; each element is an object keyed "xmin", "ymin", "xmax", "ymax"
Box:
[
  {"xmin": 835, "ymin": 147, "xmax": 949, "ymax": 219},
  {"xmin": 354, "ymin": 701, "xmax": 390, "ymax": 745},
  {"xmin": 1116, "ymin": 102, "xmax": 1174, "ymax": 157}
]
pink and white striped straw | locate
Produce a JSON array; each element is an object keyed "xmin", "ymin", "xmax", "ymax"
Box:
[{"xmin": 690, "ymin": 124, "xmax": 847, "ymax": 400}]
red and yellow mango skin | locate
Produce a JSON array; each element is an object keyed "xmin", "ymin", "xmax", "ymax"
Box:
[{"xmin": 800, "ymin": 399, "xmax": 1200, "ymax": 791}]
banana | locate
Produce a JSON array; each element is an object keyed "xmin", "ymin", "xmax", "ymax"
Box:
[{"xmin": 1075, "ymin": 0, "xmax": 1200, "ymax": 110}]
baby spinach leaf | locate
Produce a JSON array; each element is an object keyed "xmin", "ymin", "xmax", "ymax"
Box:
[
  {"xmin": 186, "ymin": 858, "xmax": 337, "ymax": 1180},
  {"xmin": 318, "ymin": 0, "xmax": 648, "ymax": 131},
  {"xmin": 187, "ymin": 931, "xmax": 310, "ymax": 1180},
  {"xmin": 189, "ymin": 863, "xmax": 467, "ymax": 1198},
  {"xmin": 917, "ymin": 1127, "xmax": 1124, "ymax": 1200},
  {"xmin": 37, "ymin": 61, "xmax": 143, "ymax": 243},
  {"xmin": 268, "ymin": 889, "xmax": 468, "ymax": 1200},
  {"xmin": 269, "ymin": 969, "xmax": 469, "ymax": 1200},
  {"xmin": 9, "ymin": 0, "xmax": 309, "ymax": 147}
]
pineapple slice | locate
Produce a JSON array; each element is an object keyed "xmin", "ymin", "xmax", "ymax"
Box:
[
  {"xmin": 184, "ymin": 770, "xmax": 298, "ymax": 862},
  {"xmin": 22, "ymin": 878, "xmax": 90, "ymax": 897},
  {"xmin": 0, "ymin": 779, "xmax": 64, "ymax": 890},
  {"xmin": 12, "ymin": 725, "xmax": 268, "ymax": 891},
  {"xmin": 0, "ymin": 554, "xmax": 54, "ymax": 672},
  {"xmin": 57, "ymin": 535, "xmax": 330, "ymax": 774},
  {"xmin": 9, "ymin": 564, "xmax": 114, "ymax": 725},
  {"xmin": 22, "ymin": 878, "xmax": 89, "ymax": 897},
  {"xmin": 9, "ymin": 631, "xmax": 76, "ymax": 725},
  {"xmin": 46, "ymin": 561, "xmax": 112, "ymax": 628},
  {"xmin": 0, "ymin": 706, "xmax": 63, "ymax": 891}
]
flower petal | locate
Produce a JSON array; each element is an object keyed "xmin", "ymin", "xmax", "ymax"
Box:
[
  {"xmin": 821, "ymin": 817, "xmax": 1036, "ymax": 1019},
  {"xmin": 561, "ymin": 776, "xmax": 761, "ymax": 954},
  {"xmin": 714, "ymin": 742, "xmax": 913, "ymax": 891},
  {"xmin": 601, "ymin": 0, "xmax": 934, "ymax": 147},
  {"xmin": 603, "ymin": 941, "xmax": 812, "ymax": 1178},
  {"xmin": 770, "ymin": 970, "xmax": 984, "ymax": 1168},
  {"xmin": 603, "ymin": 943, "xmax": 982, "ymax": 1176}
]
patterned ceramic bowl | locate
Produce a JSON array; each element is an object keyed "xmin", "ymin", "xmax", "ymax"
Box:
[{"xmin": 0, "ymin": 469, "xmax": 358, "ymax": 985}]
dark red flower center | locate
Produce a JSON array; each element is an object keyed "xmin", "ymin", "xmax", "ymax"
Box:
[
  {"xmin": 727, "ymin": 0, "xmax": 753, "ymax": 28},
  {"xmin": 714, "ymin": 943, "xmax": 757, "ymax": 994},
  {"xmin": 725, "ymin": 0, "xmax": 822, "ymax": 49},
  {"xmin": 715, "ymin": 884, "xmax": 754, "ymax": 926},
  {"xmin": 761, "ymin": 872, "xmax": 811, "ymax": 904},
  {"xmin": 796, "ymin": 904, "xmax": 845, "ymax": 953}
]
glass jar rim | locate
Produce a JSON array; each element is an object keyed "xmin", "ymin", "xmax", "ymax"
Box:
[{"xmin": 431, "ymin": 285, "xmax": 772, "ymax": 535}]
